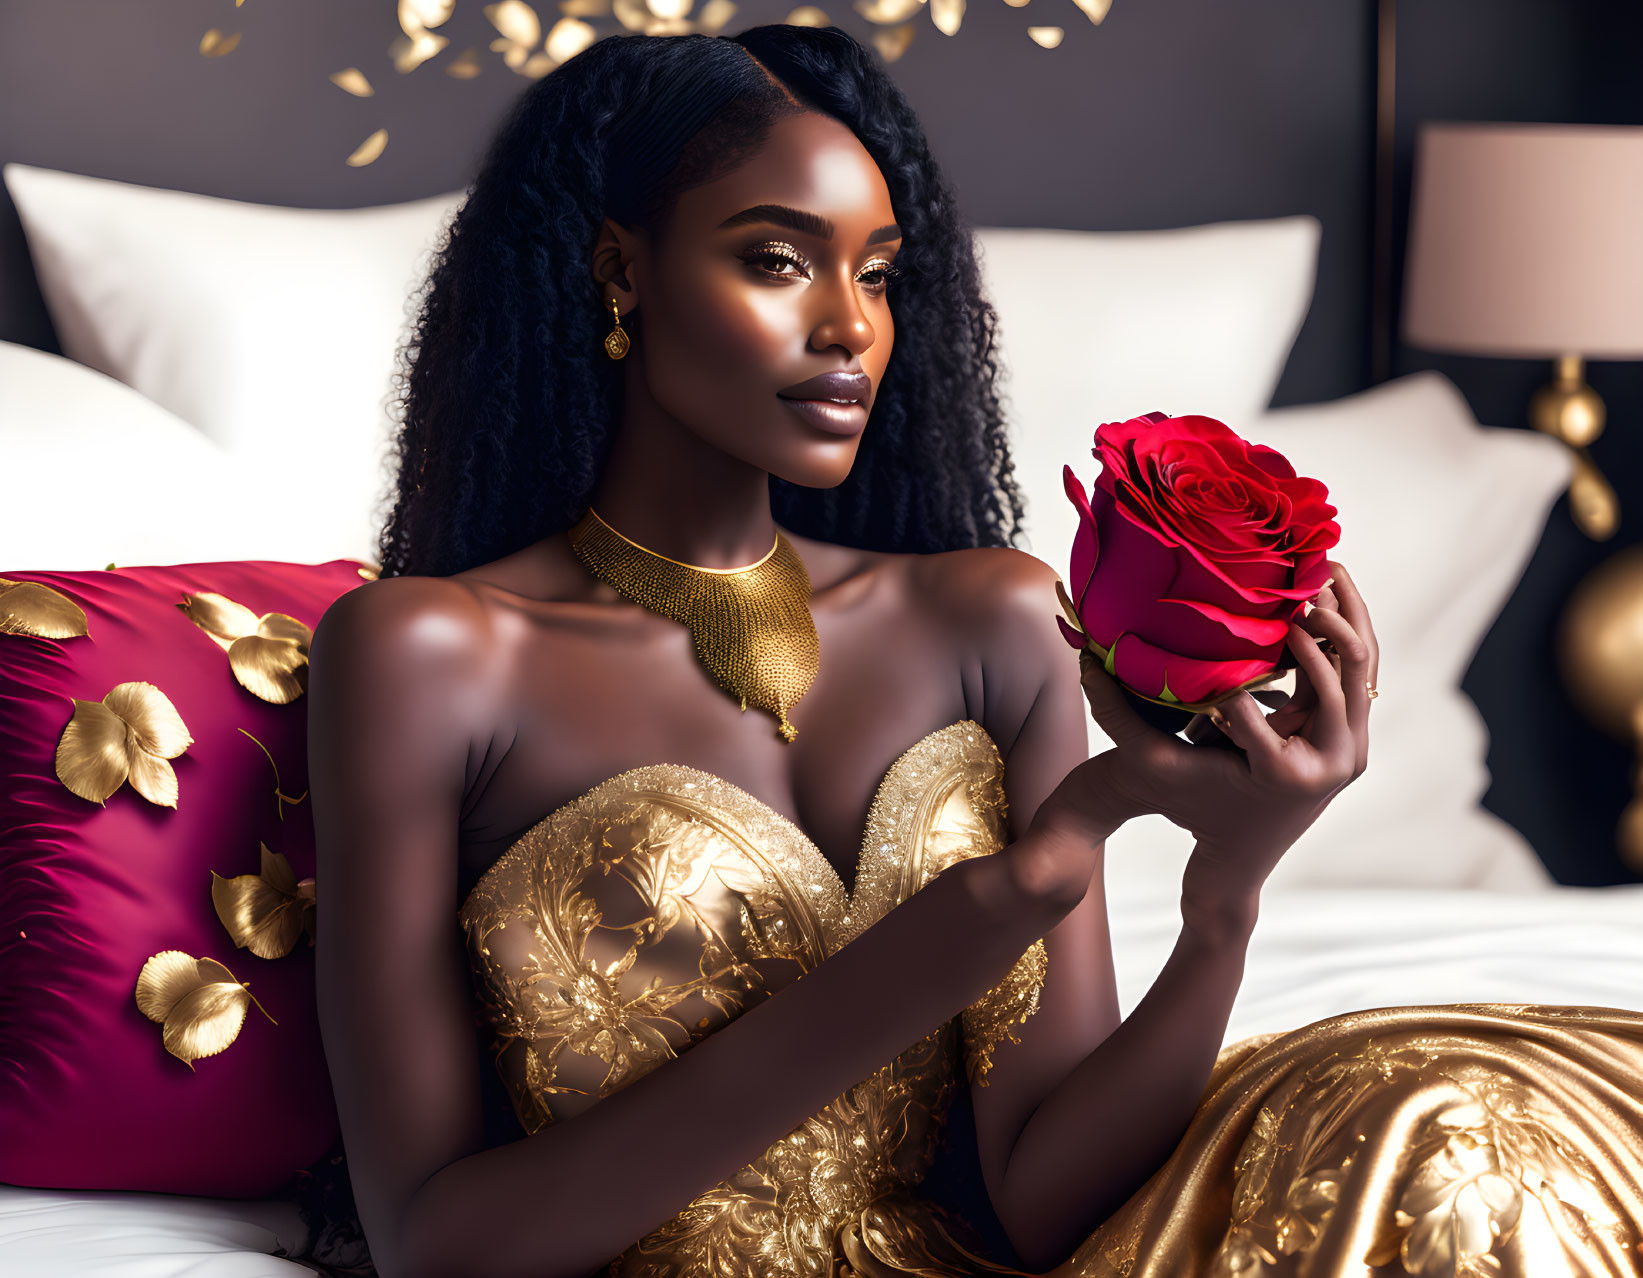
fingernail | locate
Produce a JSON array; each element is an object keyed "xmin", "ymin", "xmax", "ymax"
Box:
[
  {"xmin": 1302, "ymin": 599, "xmax": 1315, "ymax": 617},
  {"xmin": 1209, "ymin": 707, "xmax": 1230, "ymax": 730}
]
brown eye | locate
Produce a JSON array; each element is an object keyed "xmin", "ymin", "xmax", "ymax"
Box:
[{"xmin": 741, "ymin": 245, "xmax": 808, "ymax": 280}]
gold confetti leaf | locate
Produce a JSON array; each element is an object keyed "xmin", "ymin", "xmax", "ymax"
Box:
[
  {"xmin": 612, "ymin": 0, "xmax": 652, "ymax": 32},
  {"xmin": 696, "ymin": 0, "xmax": 738, "ymax": 32},
  {"xmin": 135, "ymin": 951, "xmax": 277, "ymax": 1070},
  {"xmin": 786, "ymin": 6, "xmax": 830, "ymax": 26},
  {"xmin": 485, "ymin": 0, "xmax": 542, "ymax": 46},
  {"xmin": 400, "ymin": 0, "xmax": 456, "ymax": 32},
  {"xmin": 559, "ymin": 0, "xmax": 611, "ymax": 15},
  {"xmin": 649, "ymin": 0, "xmax": 693, "ymax": 19},
  {"xmin": 854, "ymin": 0, "xmax": 924, "ymax": 23},
  {"xmin": 390, "ymin": 29, "xmax": 448, "ymax": 73},
  {"xmin": 872, "ymin": 20, "xmax": 916, "ymax": 60},
  {"xmin": 330, "ymin": 67, "xmax": 375, "ymax": 96},
  {"xmin": 0, "ymin": 577, "xmax": 90, "ymax": 639},
  {"xmin": 56, "ymin": 681, "xmax": 194, "ymax": 807},
  {"xmin": 199, "ymin": 29, "xmax": 242, "ymax": 57},
  {"xmin": 347, "ymin": 128, "xmax": 385, "ymax": 165},
  {"xmin": 1027, "ymin": 24, "xmax": 1063, "ymax": 45},
  {"xmin": 929, "ymin": 0, "xmax": 963, "ymax": 35},
  {"xmin": 444, "ymin": 47, "xmax": 483, "ymax": 78},
  {"xmin": 545, "ymin": 16, "xmax": 596, "ymax": 61},
  {"xmin": 212, "ymin": 842, "xmax": 317, "ymax": 959},
  {"xmin": 356, "ymin": 561, "xmax": 381, "ymax": 581},
  {"xmin": 1070, "ymin": 0, "xmax": 1112, "ymax": 23}
]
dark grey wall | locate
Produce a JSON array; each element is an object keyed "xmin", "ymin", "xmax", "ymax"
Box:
[{"xmin": 2, "ymin": 0, "xmax": 1637, "ymax": 883}]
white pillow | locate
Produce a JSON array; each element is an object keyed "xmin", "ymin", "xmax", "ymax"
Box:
[
  {"xmin": 0, "ymin": 340, "xmax": 355, "ymax": 570},
  {"xmin": 1079, "ymin": 371, "xmax": 1568, "ymax": 895},
  {"xmin": 3, "ymin": 163, "xmax": 464, "ymax": 564},
  {"xmin": 975, "ymin": 215, "xmax": 1321, "ymax": 566}
]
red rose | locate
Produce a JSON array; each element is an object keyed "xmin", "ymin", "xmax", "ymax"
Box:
[{"xmin": 1057, "ymin": 411, "xmax": 1340, "ymax": 712}]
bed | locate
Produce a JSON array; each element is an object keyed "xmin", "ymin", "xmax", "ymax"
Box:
[{"xmin": 2, "ymin": 165, "xmax": 1641, "ymax": 1277}]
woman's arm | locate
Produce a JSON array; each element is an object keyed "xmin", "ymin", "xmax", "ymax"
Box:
[
  {"xmin": 992, "ymin": 868, "xmax": 1260, "ymax": 1267},
  {"xmin": 308, "ymin": 575, "xmax": 1089, "ymax": 1278}
]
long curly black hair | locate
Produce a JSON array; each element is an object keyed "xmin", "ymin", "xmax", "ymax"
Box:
[{"xmin": 288, "ymin": 22, "xmax": 1029, "ymax": 1273}]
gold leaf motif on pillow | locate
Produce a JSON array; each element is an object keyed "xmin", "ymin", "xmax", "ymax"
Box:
[
  {"xmin": 176, "ymin": 590, "xmax": 313, "ymax": 704},
  {"xmin": 55, "ymin": 681, "xmax": 194, "ymax": 807},
  {"xmin": 0, "ymin": 577, "xmax": 90, "ymax": 639},
  {"xmin": 355, "ymin": 561, "xmax": 380, "ymax": 581},
  {"xmin": 134, "ymin": 950, "xmax": 278, "ymax": 1070},
  {"xmin": 211, "ymin": 842, "xmax": 317, "ymax": 959}
]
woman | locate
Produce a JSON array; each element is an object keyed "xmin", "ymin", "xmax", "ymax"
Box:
[{"xmin": 300, "ymin": 23, "xmax": 1643, "ymax": 1278}]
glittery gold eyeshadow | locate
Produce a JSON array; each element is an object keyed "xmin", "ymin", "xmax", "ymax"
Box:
[{"xmin": 737, "ymin": 241, "xmax": 903, "ymax": 289}]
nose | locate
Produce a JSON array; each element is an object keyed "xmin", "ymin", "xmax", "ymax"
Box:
[{"xmin": 808, "ymin": 268, "xmax": 878, "ymax": 358}]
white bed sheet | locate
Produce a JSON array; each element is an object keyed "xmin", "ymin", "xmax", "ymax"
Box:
[{"xmin": 5, "ymin": 882, "xmax": 1641, "ymax": 1276}]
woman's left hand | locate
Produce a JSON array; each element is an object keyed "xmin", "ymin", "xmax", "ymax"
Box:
[{"xmin": 1081, "ymin": 560, "xmax": 1379, "ymax": 900}]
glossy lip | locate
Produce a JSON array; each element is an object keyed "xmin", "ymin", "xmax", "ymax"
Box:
[
  {"xmin": 777, "ymin": 369, "xmax": 871, "ymax": 403},
  {"xmin": 779, "ymin": 395, "xmax": 869, "ymax": 436}
]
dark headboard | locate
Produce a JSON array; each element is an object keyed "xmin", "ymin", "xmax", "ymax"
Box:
[{"xmin": 2, "ymin": 0, "xmax": 1636, "ymax": 883}]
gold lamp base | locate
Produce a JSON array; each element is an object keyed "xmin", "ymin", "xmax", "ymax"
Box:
[
  {"xmin": 1529, "ymin": 353, "xmax": 1619, "ymax": 541},
  {"xmin": 1556, "ymin": 544, "xmax": 1643, "ymax": 876}
]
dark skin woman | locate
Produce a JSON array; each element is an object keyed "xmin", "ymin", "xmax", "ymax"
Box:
[{"xmin": 303, "ymin": 26, "xmax": 1375, "ymax": 1278}]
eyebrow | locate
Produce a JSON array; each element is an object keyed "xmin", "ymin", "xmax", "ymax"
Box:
[{"xmin": 717, "ymin": 203, "xmax": 902, "ymax": 246}]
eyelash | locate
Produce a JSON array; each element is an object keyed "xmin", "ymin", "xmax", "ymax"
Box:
[{"xmin": 741, "ymin": 242, "xmax": 903, "ymax": 292}]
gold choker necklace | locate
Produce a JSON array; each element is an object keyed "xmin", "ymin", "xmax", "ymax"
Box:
[{"xmin": 568, "ymin": 506, "xmax": 819, "ymax": 743}]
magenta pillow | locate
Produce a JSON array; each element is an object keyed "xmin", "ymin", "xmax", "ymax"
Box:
[{"xmin": 0, "ymin": 557, "xmax": 373, "ymax": 1197}]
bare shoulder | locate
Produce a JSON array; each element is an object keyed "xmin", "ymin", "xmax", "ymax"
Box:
[
  {"xmin": 309, "ymin": 573, "xmax": 502, "ymax": 728},
  {"xmin": 909, "ymin": 544, "xmax": 1065, "ymax": 647}
]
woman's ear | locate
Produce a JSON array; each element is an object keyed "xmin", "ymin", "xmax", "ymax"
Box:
[{"xmin": 590, "ymin": 217, "xmax": 642, "ymax": 312}]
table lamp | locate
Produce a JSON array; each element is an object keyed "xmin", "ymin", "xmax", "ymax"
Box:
[{"xmin": 1402, "ymin": 121, "xmax": 1643, "ymax": 542}]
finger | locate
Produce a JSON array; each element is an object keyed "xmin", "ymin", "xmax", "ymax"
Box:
[
  {"xmin": 1285, "ymin": 620, "xmax": 1354, "ymax": 763},
  {"xmin": 1079, "ymin": 654, "xmax": 1175, "ymax": 749},
  {"xmin": 1208, "ymin": 689, "xmax": 1285, "ymax": 768},
  {"xmin": 1325, "ymin": 561, "xmax": 1378, "ymax": 690},
  {"xmin": 1300, "ymin": 600, "xmax": 1372, "ymax": 749}
]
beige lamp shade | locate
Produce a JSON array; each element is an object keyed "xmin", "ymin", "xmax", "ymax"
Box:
[{"xmin": 1402, "ymin": 122, "xmax": 1643, "ymax": 359}]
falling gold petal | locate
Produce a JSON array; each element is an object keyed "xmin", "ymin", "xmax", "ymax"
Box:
[
  {"xmin": 199, "ymin": 29, "xmax": 242, "ymax": 57},
  {"xmin": 444, "ymin": 46, "xmax": 483, "ymax": 77},
  {"xmin": 1003, "ymin": 0, "xmax": 1029, "ymax": 6},
  {"xmin": 485, "ymin": 0, "xmax": 542, "ymax": 45},
  {"xmin": 1028, "ymin": 25, "xmax": 1063, "ymax": 47},
  {"xmin": 786, "ymin": 5, "xmax": 829, "ymax": 24},
  {"xmin": 347, "ymin": 128, "xmax": 389, "ymax": 167},
  {"xmin": 559, "ymin": 0, "xmax": 610, "ymax": 15},
  {"xmin": 649, "ymin": 0, "xmax": 693, "ymax": 18},
  {"xmin": 854, "ymin": 0, "xmax": 923, "ymax": 22},
  {"xmin": 330, "ymin": 67, "xmax": 375, "ymax": 96},
  {"xmin": 212, "ymin": 844, "xmax": 308, "ymax": 960},
  {"xmin": 929, "ymin": 0, "xmax": 963, "ymax": 34},
  {"xmin": 390, "ymin": 30, "xmax": 448, "ymax": 73},
  {"xmin": 696, "ymin": 0, "xmax": 738, "ymax": 32},
  {"xmin": 545, "ymin": 16, "xmax": 597, "ymax": 60},
  {"xmin": 134, "ymin": 955, "xmax": 276, "ymax": 1070},
  {"xmin": 105, "ymin": 681, "xmax": 194, "ymax": 759},
  {"xmin": 872, "ymin": 20, "xmax": 916, "ymax": 60},
  {"xmin": 126, "ymin": 749, "xmax": 181, "ymax": 809},
  {"xmin": 55, "ymin": 700, "xmax": 132, "ymax": 804},
  {"xmin": 0, "ymin": 578, "xmax": 90, "ymax": 638},
  {"xmin": 400, "ymin": 0, "xmax": 456, "ymax": 32},
  {"xmin": 178, "ymin": 590, "xmax": 261, "ymax": 652},
  {"xmin": 1070, "ymin": 0, "xmax": 1111, "ymax": 23}
]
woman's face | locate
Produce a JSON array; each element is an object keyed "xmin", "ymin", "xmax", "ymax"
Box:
[{"xmin": 600, "ymin": 111, "xmax": 902, "ymax": 489}]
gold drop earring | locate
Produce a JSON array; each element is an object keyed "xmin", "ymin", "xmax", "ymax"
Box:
[{"xmin": 604, "ymin": 297, "xmax": 630, "ymax": 360}]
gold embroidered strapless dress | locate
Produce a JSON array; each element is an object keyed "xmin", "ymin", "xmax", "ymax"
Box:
[{"xmin": 457, "ymin": 720, "xmax": 1643, "ymax": 1278}]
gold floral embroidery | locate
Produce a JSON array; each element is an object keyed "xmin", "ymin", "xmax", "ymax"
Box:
[
  {"xmin": 0, "ymin": 576, "xmax": 89, "ymax": 638},
  {"xmin": 55, "ymin": 679, "xmax": 194, "ymax": 807},
  {"xmin": 459, "ymin": 721, "xmax": 1044, "ymax": 1277},
  {"xmin": 176, "ymin": 589, "xmax": 311, "ymax": 704},
  {"xmin": 134, "ymin": 951, "xmax": 278, "ymax": 1070}
]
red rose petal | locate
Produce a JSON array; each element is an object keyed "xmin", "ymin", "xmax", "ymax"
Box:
[
  {"xmin": 1113, "ymin": 631, "xmax": 1278, "ymax": 704},
  {"xmin": 1155, "ymin": 595, "xmax": 1292, "ymax": 646}
]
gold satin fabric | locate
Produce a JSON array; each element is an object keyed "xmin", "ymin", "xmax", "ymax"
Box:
[{"xmin": 456, "ymin": 719, "xmax": 1643, "ymax": 1277}]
